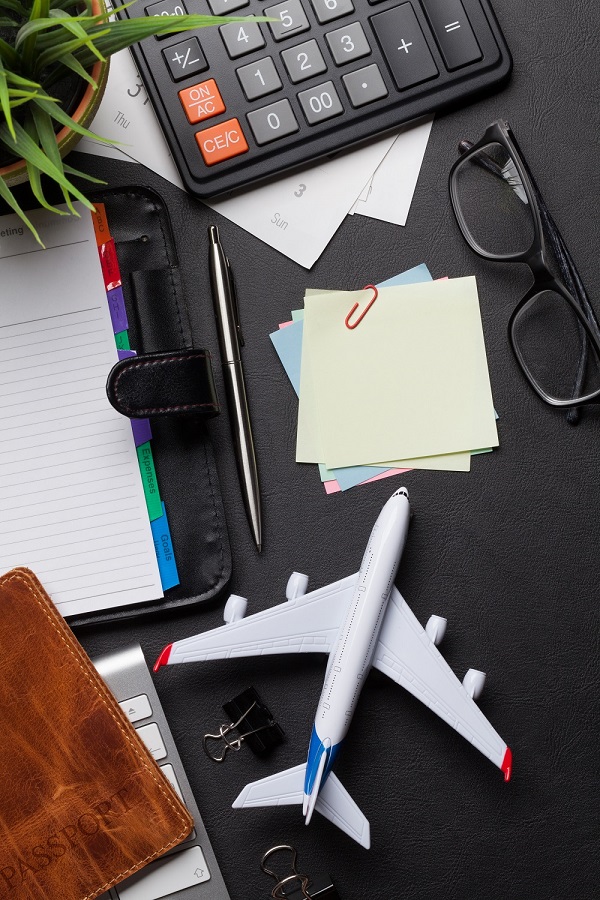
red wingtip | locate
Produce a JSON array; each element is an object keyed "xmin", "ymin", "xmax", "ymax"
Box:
[
  {"xmin": 153, "ymin": 643, "xmax": 173, "ymax": 672},
  {"xmin": 501, "ymin": 747, "xmax": 512, "ymax": 782}
]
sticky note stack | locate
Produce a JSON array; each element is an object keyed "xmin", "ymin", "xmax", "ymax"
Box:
[{"xmin": 270, "ymin": 267, "xmax": 498, "ymax": 493}]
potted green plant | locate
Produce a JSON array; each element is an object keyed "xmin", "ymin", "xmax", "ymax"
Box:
[{"xmin": 0, "ymin": 0, "xmax": 234, "ymax": 242}]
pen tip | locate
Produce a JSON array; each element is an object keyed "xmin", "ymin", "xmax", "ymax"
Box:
[{"xmin": 208, "ymin": 225, "xmax": 219, "ymax": 244}]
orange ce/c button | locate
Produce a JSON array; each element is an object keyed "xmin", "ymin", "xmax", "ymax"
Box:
[
  {"xmin": 179, "ymin": 79, "xmax": 225, "ymax": 124},
  {"xmin": 195, "ymin": 118, "xmax": 249, "ymax": 166}
]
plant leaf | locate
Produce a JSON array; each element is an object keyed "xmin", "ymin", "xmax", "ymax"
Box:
[
  {"xmin": 23, "ymin": 107, "xmax": 68, "ymax": 215},
  {"xmin": 0, "ymin": 118, "xmax": 95, "ymax": 209},
  {"xmin": 32, "ymin": 91, "xmax": 114, "ymax": 143},
  {"xmin": 0, "ymin": 36, "xmax": 21, "ymax": 69},
  {"xmin": 0, "ymin": 170, "xmax": 44, "ymax": 246},
  {"xmin": 0, "ymin": 66, "xmax": 15, "ymax": 140},
  {"xmin": 55, "ymin": 50, "xmax": 99, "ymax": 87}
]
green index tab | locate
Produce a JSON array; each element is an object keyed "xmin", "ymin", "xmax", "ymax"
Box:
[
  {"xmin": 136, "ymin": 441, "xmax": 162, "ymax": 521},
  {"xmin": 114, "ymin": 330, "xmax": 130, "ymax": 350}
]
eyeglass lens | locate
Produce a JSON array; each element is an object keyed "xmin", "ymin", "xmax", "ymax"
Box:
[
  {"xmin": 511, "ymin": 290, "xmax": 600, "ymax": 403},
  {"xmin": 453, "ymin": 142, "xmax": 535, "ymax": 257}
]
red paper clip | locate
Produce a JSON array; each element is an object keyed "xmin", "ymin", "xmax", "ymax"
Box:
[{"xmin": 344, "ymin": 284, "xmax": 378, "ymax": 329}]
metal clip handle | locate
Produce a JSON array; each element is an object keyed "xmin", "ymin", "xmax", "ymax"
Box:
[{"xmin": 261, "ymin": 845, "xmax": 311, "ymax": 899}]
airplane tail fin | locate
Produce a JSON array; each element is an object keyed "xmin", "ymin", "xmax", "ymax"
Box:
[{"xmin": 232, "ymin": 763, "xmax": 370, "ymax": 848}]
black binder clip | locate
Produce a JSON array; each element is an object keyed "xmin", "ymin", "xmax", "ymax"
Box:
[
  {"xmin": 203, "ymin": 687, "xmax": 284, "ymax": 762},
  {"xmin": 261, "ymin": 845, "xmax": 341, "ymax": 899}
]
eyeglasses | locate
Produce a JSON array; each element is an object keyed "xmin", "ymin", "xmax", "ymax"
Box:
[{"xmin": 448, "ymin": 119, "xmax": 600, "ymax": 423}]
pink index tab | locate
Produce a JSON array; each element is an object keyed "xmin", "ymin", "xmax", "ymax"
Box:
[
  {"xmin": 154, "ymin": 643, "xmax": 173, "ymax": 672},
  {"xmin": 108, "ymin": 286, "xmax": 128, "ymax": 335},
  {"xmin": 99, "ymin": 238, "xmax": 122, "ymax": 292}
]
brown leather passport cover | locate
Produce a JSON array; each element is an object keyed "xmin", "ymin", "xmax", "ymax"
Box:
[{"xmin": 0, "ymin": 567, "xmax": 193, "ymax": 899}]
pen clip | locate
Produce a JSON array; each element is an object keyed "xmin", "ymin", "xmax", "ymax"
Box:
[{"xmin": 227, "ymin": 257, "xmax": 244, "ymax": 347}]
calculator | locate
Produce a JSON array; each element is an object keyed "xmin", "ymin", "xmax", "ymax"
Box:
[{"xmin": 115, "ymin": 0, "xmax": 511, "ymax": 198}]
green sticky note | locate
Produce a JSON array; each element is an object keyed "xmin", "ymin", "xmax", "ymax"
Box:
[
  {"xmin": 136, "ymin": 442, "xmax": 162, "ymax": 521},
  {"xmin": 115, "ymin": 330, "xmax": 130, "ymax": 350}
]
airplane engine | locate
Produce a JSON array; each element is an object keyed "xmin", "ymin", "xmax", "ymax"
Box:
[
  {"xmin": 223, "ymin": 594, "xmax": 248, "ymax": 623},
  {"xmin": 286, "ymin": 572, "xmax": 309, "ymax": 600},
  {"xmin": 425, "ymin": 615, "xmax": 447, "ymax": 645},
  {"xmin": 463, "ymin": 668, "xmax": 486, "ymax": 700}
]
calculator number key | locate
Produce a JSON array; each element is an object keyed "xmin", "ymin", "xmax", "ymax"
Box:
[
  {"xmin": 265, "ymin": 0, "xmax": 310, "ymax": 42},
  {"xmin": 145, "ymin": 0, "xmax": 187, "ymax": 40},
  {"xmin": 196, "ymin": 118, "xmax": 249, "ymax": 165},
  {"xmin": 309, "ymin": 0, "xmax": 354, "ymax": 25},
  {"xmin": 281, "ymin": 39, "xmax": 327, "ymax": 84},
  {"xmin": 220, "ymin": 17, "xmax": 266, "ymax": 58},
  {"xmin": 298, "ymin": 80, "xmax": 343, "ymax": 124},
  {"xmin": 237, "ymin": 56, "xmax": 283, "ymax": 99},
  {"xmin": 179, "ymin": 79, "xmax": 225, "ymax": 124},
  {"xmin": 162, "ymin": 38, "xmax": 208, "ymax": 81},
  {"xmin": 342, "ymin": 63, "xmax": 388, "ymax": 107},
  {"xmin": 326, "ymin": 21, "xmax": 371, "ymax": 65},
  {"xmin": 247, "ymin": 99, "xmax": 299, "ymax": 145}
]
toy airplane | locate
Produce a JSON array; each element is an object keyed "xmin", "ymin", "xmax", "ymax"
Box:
[{"xmin": 155, "ymin": 488, "xmax": 512, "ymax": 848}]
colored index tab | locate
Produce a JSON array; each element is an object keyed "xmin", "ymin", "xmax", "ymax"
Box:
[
  {"xmin": 115, "ymin": 330, "xmax": 130, "ymax": 350},
  {"xmin": 151, "ymin": 502, "xmax": 180, "ymax": 590},
  {"xmin": 107, "ymin": 285, "xmax": 128, "ymax": 334},
  {"xmin": 99, "ymin": 238, "xmax": 122, "ymax": 291},
  {"xmin": 136, "ymin": 441, "xmax": 163, "ymax": 521},
  {"xmin": 117, "ymin": 349, "xmax": 152, "ymax": 446},
  {"xmin": 91, "ymin": 203, "xmax": 111, "ymax": 245}
]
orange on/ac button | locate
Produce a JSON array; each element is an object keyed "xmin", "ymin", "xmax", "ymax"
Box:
[
  {"xmin": 179, "ymin": 79, "xmax": 225, "ymax": 124},
  {"xmin": 195, "ymin": 118, "xmax": 249, "ymax": 166}
]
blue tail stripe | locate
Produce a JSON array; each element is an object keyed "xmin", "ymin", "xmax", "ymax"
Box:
[{"xmin": 304, "ymin": 725, "xmax": 343, "ymax": 794}]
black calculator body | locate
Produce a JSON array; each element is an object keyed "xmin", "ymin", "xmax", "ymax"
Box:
[{"xmin": 115, "ymin": 0, "xmax": 511, "ymax": 198}]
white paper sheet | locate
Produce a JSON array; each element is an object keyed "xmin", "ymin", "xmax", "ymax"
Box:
[{"xmin": 0, "ymin": 206, "xmax": 163, "ymax": 617}]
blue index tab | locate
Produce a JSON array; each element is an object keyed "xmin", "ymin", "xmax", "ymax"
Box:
[{"xmin": 151, "ymin": 502, "xmax": 180, "ymax": 590}]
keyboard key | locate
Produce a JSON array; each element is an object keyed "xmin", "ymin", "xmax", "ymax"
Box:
[
  {"xmin": 136, "ymin": 722, "xmax": 167, "ymax": 760},
  {"xmin": 207, "ymin": 0, "xmax": 249, "ymax": 12},
  {"xmin": 116, "ymin": 846, "xmax": 211, "ymax": 900},
  {"xmin": 265, "ymin": 0, "xmax": 310, "ymax": 41},
  {"xmin": 162, "ymin": 38, "xmax": 208, "ymax": 81},
  {"xmin": 145, "ymin": 0, "xmax": 188, "ymax": 40},
  {"xmin": 342, "ymin": 63, "xmax": 388, "ymax": 106},
  {"xmin": 298, "ymin": 80, "xmax": 343, "ymax": 124},
  {"xmin": 281, "ymin": 39, "xmax": 327, "ymax": 83},
  {"xmin": 421, "ymin": 0, "xmax": 482, "ymax": 70},
  {"xmin": 220, "ymin": 17, "xmax": 266, "ymax": 58},
  {"xmin": 195, "ymin": 118, "xmax": 249, "ymax": 164},
  {"xmin": 237, "ymin": 56, "xmax": 283, "ymax": 99},
  {"xmin": 309, "ymin": 0, "xmax": 354, "ymax": 25},
  {"xmin": 179, "ymin": 79, "xmax": 225, "ymax": 124},
  {"xmin": 326, "ymin": 21, "xmax": 371, "ymax": 65},
  {"xmin": 119, "ymin": 693, "xmax": 152, "ymax": 723},
  {"xmin": 160, "ymin": 763, "xmax": 184, "ymax": 801},
  {"xmin": 247, "ymin": 98, "xmax": 299, "ymax": 144},
  {"xmin": 370, "ymin": 3, "xmax": 439, "ymax": 89}
]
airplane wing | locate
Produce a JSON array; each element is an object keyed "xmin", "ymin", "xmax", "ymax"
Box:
[
  {"xmin": 157, "ymin": 574, "xmax": 357, "ymax": 666},
  {"xmin": 372, "ymin": 587, "xmax": 512, "ymax": 779},
  {"xmin": 233, "ymin": 764, "xmax": 370, "ymax": 848}
]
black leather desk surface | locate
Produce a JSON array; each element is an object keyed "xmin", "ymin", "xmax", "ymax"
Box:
[{"xmin": 14, "ymin": 0, "xmax": 600, "ymax": 897}]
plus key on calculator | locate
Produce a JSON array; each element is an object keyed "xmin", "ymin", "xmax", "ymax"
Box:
[{"xmin": 114, "ymin": 0, "xmax": 511, "ymax": 197}]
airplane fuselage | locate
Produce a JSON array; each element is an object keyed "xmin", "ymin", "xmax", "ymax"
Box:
[{"xmin": 304, "ymin": 488, "xmax": 411, "ymax": 805}]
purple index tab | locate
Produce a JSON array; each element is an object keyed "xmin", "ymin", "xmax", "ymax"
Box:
[
  {"xmin": 117, "ymin": 349, "xmax": 152, "ymax": 446},
  {"xmin": 107, "ymin": 285, "xmax": 128, "ymax": 335}
]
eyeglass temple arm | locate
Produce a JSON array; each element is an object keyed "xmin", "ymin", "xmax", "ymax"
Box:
[{"xmin": 460, "ymin": 139, "xmax": 600, "ymax": 423}]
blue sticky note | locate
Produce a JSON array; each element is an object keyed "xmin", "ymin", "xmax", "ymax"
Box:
[{"xmin": 151, "ymin": 502, "xmax": 180, "ymax": 591}]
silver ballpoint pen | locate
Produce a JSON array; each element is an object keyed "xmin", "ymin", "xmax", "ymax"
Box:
[{"xmin": 208, "ymin": 225, "xmax": 262, "ymax": 552}]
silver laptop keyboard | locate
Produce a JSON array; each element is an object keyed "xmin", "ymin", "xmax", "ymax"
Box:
[{"xmin": 92, "ymin": 644, "xmax": 231, "ymax": 900}]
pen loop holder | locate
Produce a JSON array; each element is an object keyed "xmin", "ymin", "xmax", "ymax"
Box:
[{"xmin": 261, "ymin": 845, "xmax": 311, "ymax": 899}]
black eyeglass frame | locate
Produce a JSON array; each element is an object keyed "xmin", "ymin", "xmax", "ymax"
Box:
[{"xmin": 449, "ymin": 119, "xmax": 600, "ymax": 409}]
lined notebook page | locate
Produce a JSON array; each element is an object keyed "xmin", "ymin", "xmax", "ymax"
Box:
[{"xmin": 0, "ymin": 205, "xmax": 163, "ymax": 617}]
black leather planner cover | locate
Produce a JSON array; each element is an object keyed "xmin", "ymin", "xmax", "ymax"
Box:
[{"xmin": 70, "ymin": 187, "xmax": 231, "ymax": 627}]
